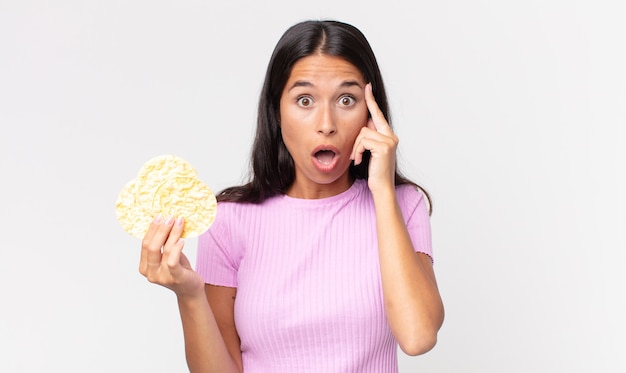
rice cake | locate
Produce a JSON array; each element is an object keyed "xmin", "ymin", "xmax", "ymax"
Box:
[{"xmin": 115, "ymin": 155, "xmax": 217, "ymax": 239}]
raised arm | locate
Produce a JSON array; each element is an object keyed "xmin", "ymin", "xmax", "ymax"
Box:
[
  {"xmin": 139, "ymin": 215, "xmax": 241, "ymax": 372},
  {"xmin": 352, "ymin": 84, "xmax": 445, "ymax": 355},
  {"xmin": 370, "ymin": 188, "xmax": 444, "ymax": 355}
]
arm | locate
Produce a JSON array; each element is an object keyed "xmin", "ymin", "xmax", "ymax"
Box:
[
  {"xmin": 371, "ymin": 188, "xmax": 444, "ymax": 355},
  {"xmin": 352, "ymin": 84, "xmax": 444, "ymax": 355},
  {"xmin": 205, "ymin": 285, "xmax": 243, "ymax": 372},
  {"xmin": 139, "ymin": 216, "xmax": 241, "ymax": 372}
]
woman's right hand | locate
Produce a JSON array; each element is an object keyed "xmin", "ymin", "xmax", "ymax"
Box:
[{"xmin": 139, "ymin": 215, "xmax": 205, "ymax": 299}]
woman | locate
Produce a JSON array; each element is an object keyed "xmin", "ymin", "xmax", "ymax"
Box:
[{"xmin": 140, "ymin": 20, "xmax": 444, "ymax": 372}]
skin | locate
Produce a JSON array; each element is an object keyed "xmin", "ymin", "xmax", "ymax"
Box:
[
  {"xmin": 140, "ymin": 216, "xmax": 241, "ymax": 372},
  {"xmin": 139, "ymin": 53, "xmax": 444, "ymax": 372},
  {"xmin": 279, "ymin": 54, "xmax": 369, "ymax": 199}
]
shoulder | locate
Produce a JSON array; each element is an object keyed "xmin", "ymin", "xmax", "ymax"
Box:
[
  {"xmin": 396, "ymin": 183, "xmax": 426, "ymax": 205},
  {"xmin": 395, "ymin": 183, "xmax": 430, "ymax": 221}
]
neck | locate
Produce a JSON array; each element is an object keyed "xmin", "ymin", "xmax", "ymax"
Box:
[{"xmin": 286, "ymin": 173, "xmax": 354, "ymax": 199}]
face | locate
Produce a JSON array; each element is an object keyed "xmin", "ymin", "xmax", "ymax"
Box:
[{"xmin": 279, "ymin": 53, "xmax": 369, "ymax": 199}]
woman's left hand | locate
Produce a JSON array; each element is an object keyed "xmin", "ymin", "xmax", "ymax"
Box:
[{"xmin": 351, "ymin": 83, "xmax": 398, "ymax": 193}]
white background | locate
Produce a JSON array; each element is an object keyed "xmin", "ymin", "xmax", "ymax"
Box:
[{"xmin": 1, "ymin": 0, "xmax": 624, "ymax": 372}]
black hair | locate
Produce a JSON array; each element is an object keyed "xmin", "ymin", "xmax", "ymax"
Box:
[{"xmin": 218, "ymin": 20, "xmax": 431, "ymax": 213}]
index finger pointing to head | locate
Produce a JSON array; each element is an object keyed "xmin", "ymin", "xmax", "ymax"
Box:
[{"xmin": 364, "ymin": 83, "xmax": 391, "ymax": 133}]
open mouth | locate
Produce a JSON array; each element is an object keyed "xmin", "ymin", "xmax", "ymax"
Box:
[{"xmin": 314, "ymin": 149, "xmax": 337, "ymax": 165}]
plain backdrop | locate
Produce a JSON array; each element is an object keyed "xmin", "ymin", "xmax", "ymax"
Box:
[{"xmin": 1, "ymin": 0, "xmax": 624, "ymax": 372}]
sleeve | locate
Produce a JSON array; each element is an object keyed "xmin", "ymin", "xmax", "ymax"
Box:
[
  {"xmin": 397, "ymin": 185, "xmax": 434, "ymax": 262},
  {"xmin": 196, "ymin": 202, "xmax": 241, "ymax": 287}
]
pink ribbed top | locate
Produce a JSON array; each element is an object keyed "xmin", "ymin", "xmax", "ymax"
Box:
[{"xmin": 196, "ymin": 179, "xmax": 432, "ymax": 372}]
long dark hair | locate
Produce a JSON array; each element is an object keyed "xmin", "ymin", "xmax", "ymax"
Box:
[{"xmin": 218, "ymin": 20, "xmax": 431, "ymax": 212}]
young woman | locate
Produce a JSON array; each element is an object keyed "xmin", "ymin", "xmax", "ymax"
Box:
[{"xmin": 140, "ymin": 20, "xmax": 444, "ymax": 372}]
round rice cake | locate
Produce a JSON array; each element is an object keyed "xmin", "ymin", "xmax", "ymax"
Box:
[
  {"xmin": 152, "ymin": 177, "xmax": 217, "ymax": 238},
  {"xmin": 115, "ymin": 155, "xmax": 217, "ymax": 239},
  {"xmin": 115, "ymin": 179, "xmax": 154, "ymax": 239},
  {"xmin": 137, "ymin": 154, "xmax": 198, "ymax": 180},
  {"xmin": 132, "ymin": 154, "xmax": 199, "ymax": 215}
]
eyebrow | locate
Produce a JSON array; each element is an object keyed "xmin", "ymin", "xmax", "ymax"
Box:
[{"xmin": 287, "ymin": 80, "xmax": 363, "ymax": 91}]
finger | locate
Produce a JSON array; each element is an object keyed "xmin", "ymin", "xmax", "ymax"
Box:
[
  {"xmin": 163, "ymin": 217, "xmax": 185, "ymax": 264},
  {"xmin": 351, "ymin": 139, "xmax": 363, "ymax": 165},
  {"xmin": 351, "ymin": 127, "xmax": 379, "ymax": 165},
  {"xmin": 163, "ymin": 217, "xmax": 185, "ymax": 254},
  {"xmin": 163, "ymin": 217, "xmax": 185, "ymax": 272},
  {"xmin": 359, "ymin": 137, "xmax": 392, "ymax": 158},
  {"xmin": 166, "ymin": 237, "xmax": 185, "ymax": 270},
  {"xmin": 354, "ymin": 125, "xmax": 400, "ymax": 163},
  {"xmin": 364, "ymin": 83, "xmax": 393, "ymax": 135},
  {"xmin": 140, "ymin": 214, "xmax": 163, "ymax": 275},
  {"xmin": 145, "ymin": 216, "xmax": 175, "ymax": 270},
  {"xmin": 351, "ymin": 129, "xmax": 366, "ymax": 164}
]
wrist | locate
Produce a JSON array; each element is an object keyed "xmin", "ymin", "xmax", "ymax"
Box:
[
  {"xmin": 176, "ymin": 287, "xmax": 208, "ymax": 307},
  {"xmin": 370, "ymin": 183, "xmax": 396, "ymax": 203}
]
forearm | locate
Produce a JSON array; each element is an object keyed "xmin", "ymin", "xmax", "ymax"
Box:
[
  {"xmin": 372, "ymin": 187, "xmax": 444, "ymax": 355},
  {"xmin": 177, "ymin": 294, "xmax": 241, "ymax": 373}
]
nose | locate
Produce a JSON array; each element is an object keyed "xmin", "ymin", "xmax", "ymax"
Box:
[{"xmin": 317, "ymin": 104, "xmax": 336, "ymax": 136}]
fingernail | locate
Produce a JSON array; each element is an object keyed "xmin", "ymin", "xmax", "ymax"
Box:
[
  {"xmin": 153, "ymin": 214, "xmax": 162, "ymax": 223},
  {"xmin": 176, "ymin": 217, "xmax": 184, "ymax": 226},
  {"xmin": 164, "ymin": 216, "xmax": 174, "ymax": 224}
]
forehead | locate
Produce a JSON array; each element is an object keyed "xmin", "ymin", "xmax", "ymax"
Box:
[{"xmin": 286, "ymin": 54, "xmax": 365, "ymax": 85}]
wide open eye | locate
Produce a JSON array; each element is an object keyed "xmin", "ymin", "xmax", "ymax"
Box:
[
  {"xmin": 338, "ymin": 95, "xmax": 356, "ymax": 107},
  {"xmin": 297, "ymin": 96, "xmax": 313, "ymax": 107}
]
